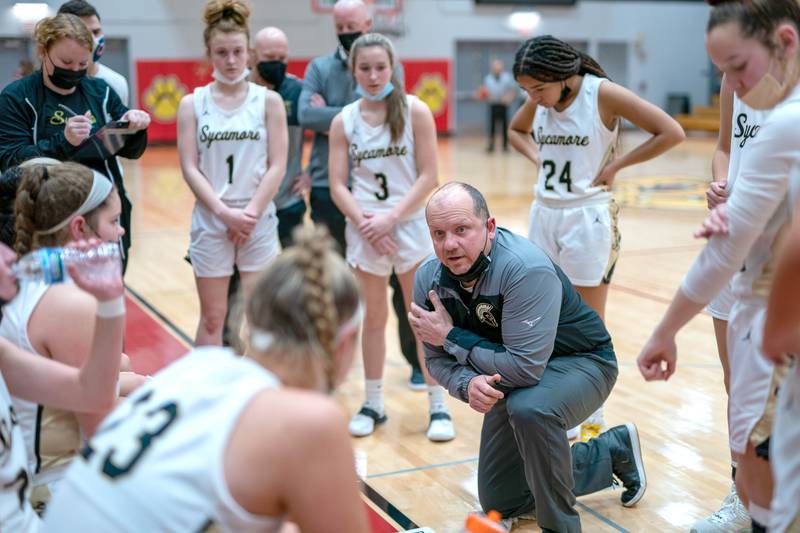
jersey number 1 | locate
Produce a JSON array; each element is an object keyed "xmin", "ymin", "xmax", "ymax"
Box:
[
  {"xmin": 226, "ymin": 155, "xmax": 234, "ymax": 185},
  {"xmin": 542, "ymin": 160, "xmax": 573, "ymax": 193}
]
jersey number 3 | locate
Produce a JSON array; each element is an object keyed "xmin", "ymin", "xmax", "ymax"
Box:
[
  {"xmin": 374, "ymin": 172, "xmax": 389, "ymax": 201},
  {"xmin": 542, "ymin": 160, "xmax": 573, "ymax": 193},
  {"xmin": 81, "ymin": 390, "xmax": 178, "ymax": 480}
]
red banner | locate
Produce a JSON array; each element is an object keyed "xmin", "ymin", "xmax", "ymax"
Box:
[{"xmin": 136, "ymin": 57, "xmax": 450, "ymax": 142}]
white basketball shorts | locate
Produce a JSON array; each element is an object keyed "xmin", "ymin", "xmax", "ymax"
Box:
[
  {"xmin": 528, "ymin": 200, "xmax": 621, "ymax": 287},
  {"xmin": 345, "ymin": 214, "xmax": 432, "ymax": 277},
  {"xmin": 189, "ymin": 203, "xmax": 279, "ymax": 278}
]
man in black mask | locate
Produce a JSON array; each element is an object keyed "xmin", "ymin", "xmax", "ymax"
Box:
[
  {"xmin": 410, "ymin": 182, "xmax": 646, "ymax": 532},
  {"xmin": 299, "ymin": 0, "xmax": 422, "ymax": 389},
  {"xmin": 253, "ymin": 26, "xmax": 308, "ymax": 248}
]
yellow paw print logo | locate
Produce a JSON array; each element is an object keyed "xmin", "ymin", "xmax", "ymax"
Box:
[
  {"xmin": 413, "ymin": 74, "xmax": 448, "ymax": 116},
  {"xmin": 143, "ymin": 75, "xmax": 187, "ymax": 122}
]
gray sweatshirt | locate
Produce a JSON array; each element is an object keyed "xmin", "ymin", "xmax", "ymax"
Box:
[{"xmin": 413, "ymin": 228, "xmax": 614, "ymax": 402}]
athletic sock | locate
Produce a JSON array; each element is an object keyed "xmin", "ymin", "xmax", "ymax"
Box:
[
  {"xmin": 748, "ymin": 502, "xmax": 770, "ymax": 531},
  {"xmin": 364, "ymin": 379, "xmax": 384, "ymax": 414},
  {"xmin": 427, "ymin": 385, "xmax": 448, "ymax": 414}
]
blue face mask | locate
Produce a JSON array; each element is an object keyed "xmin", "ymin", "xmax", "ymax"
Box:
[
  {"xmin": 93, "ymin": 35, "xmax": 105, "ymax": 63},
  {"xmin": 355, "ymin": 82, "xmax": 394, "ymax": 101}
]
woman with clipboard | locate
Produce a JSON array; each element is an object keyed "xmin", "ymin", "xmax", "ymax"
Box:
[{"xmin": 0, "ymin": 13, "xmax": 150, "ymax": 270}]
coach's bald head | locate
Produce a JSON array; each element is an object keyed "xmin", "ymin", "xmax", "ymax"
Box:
[
  {"xmin": 333, "ymin": 0, "xmax": 372, "ymax": 44},
  {"xmin": 426, "ymin": 183, "xmax": 496, "ymax": 278}
]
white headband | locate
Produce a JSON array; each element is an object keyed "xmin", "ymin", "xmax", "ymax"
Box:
[
  {"xmin": 250, "ymin": 303, "xmax": 365, "ymax": 352},
  {"xmin": 35, "ymin": 170, "xmax": 113, "ymax": 236}
]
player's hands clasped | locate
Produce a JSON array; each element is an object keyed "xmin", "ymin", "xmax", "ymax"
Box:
[
  {"xmin": 359, "ymin": 212, "xmax": 397, "ymax": 244},
  {"xmin": 221, "ymin": 207, "xmax": 258, "ymax": 245},
  {"xmin": 706, "ymin": 180, "xmax": 728, "ymax": 209},
  {"xmin": 467, "ymin": 374, "xmax": 504, "ymax": 413}
]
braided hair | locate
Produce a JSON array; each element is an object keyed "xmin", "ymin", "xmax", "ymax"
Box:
[
  {"xmin": 246, "ymin": 225, "xmax": 360, "ymax": 391},
  {"xmin": 513, "ymin": 35, "xmax": 608, "ymax": 84}
]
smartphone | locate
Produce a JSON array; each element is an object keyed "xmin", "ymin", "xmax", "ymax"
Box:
[{"xmin": 103, "ymin": 120, "xmax": 130, "ymax": 132}]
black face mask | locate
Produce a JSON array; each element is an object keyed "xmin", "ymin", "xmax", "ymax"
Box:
[
  {"xmin": 257, "ymin": 60, "xmax": 287, "ymax": 89},
  {"xmin": 337, "ymin": 31, "xmax": 362, "ymax": 53},
  {"xmin": 47, "ymin": 55, "xmax": 86, "ymax": 90},
  {"xmin": 444, "ymin": 224, "xmax": 492, "ymax": 284}
]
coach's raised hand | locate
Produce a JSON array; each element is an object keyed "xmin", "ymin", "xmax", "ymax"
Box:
[{"xmin": 408, "ymin": 291, "xmax": 453, "ymax": 347}]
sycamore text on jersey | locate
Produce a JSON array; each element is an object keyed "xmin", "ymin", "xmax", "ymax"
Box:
[
  {"xmin": 350, "ymin": 143, "xmax": 409, "ymax": 168},
  {"xmin": 534, "ymin": 126, "xmax": 590, "ymax": 147},
  {"xmin": 199, "ymin": 124, "xmax": 261, "ymax": 149}
]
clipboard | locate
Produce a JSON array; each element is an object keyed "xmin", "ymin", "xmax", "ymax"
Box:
[{"xmin": 72, "ymin": 120, "xmax": 134, "ymax": 160}]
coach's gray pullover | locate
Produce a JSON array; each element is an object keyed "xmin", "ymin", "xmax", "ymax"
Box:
[
  {"xmin": 298, "ymin": 46, "xmax": 404, "ymax": 189},
  {"xmin": 413, "ymin": 228, "xmax": 613, "ymax": 402}
]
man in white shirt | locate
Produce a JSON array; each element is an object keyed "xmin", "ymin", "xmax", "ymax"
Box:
[{"xmin": 58, "ymin": 0, "xmax": 130, "ymax": 106}]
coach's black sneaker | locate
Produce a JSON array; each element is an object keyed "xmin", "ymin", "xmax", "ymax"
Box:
[{"xmin": 606, "ymin": 423, "xmax": 647, "ymax": 507}]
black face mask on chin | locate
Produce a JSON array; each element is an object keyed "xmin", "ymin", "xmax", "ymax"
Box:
[
  {"xmin": 337, "ymin": 31, "xmax": 362, "ymax": 53},
  {"xmin": 47, "ymin": 54, "xmax": 87, "ymax": 90},
  {"xmin": 256, "ymin": 60, "xmax": 287, "ymax": 89},
  {"xmin": 444, "ymin": 224, "xmax": 493, "ymax": 284}
]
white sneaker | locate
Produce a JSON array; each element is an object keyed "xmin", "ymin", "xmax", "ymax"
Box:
[
  {"xmin": 426, "ymin": 412, "xmax": 455, "ymax": 442},
  {"xmin": 499, "ymin": 511, "xmax": 537, "ymax": 530},
  {"xmin": 689, "ymin": 483, "xmax": 751, "ymax": 533},
  {"xmin": 567, "ymin": 425, "xmax": 581, "ymax": 440},
  {"xmin": 348, "ymin": 406, "xmax": 387, "ymax": 437}
]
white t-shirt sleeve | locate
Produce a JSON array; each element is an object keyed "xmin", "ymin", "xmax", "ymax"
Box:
[{"xmin": 681, "ymin": 104, "xmax": 796, "ymax": 304}]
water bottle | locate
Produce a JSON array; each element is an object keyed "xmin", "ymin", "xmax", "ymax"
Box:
[{"xmin": 13, "ymin": 243, "xmax": 121, "ymax": 284}]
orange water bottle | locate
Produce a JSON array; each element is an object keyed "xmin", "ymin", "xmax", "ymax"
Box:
[{"xmin": 464, "ymin": 510, "xmax": 508, "ymax": 532}]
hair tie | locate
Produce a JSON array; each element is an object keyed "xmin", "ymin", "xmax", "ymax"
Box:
[
  {"xmin": 222, "ymin": 7, "xmax": 235, "ymax": 18},
  {"xmin": 41, "ymin": 165, "xmax": 50, "ymax": 181}
]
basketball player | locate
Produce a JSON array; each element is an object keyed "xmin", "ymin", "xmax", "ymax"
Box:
[
  {"xmin": 328, "ymin": 33, "xmax": 454, "ymax": 441},
  {"xmin": 763, "ymin": 211, "xmax": 800, "ymax": 533},
  {"xmin": 507, "ymin": 36, "xmax": 685, "ymax": 438},
  {"xmin": 177, "ymin": 0, "xmax": 287, "ymax": 346},
  {"xmin": 0, "ymin": 237, "xmax": 125, "ymax": 532},
  {"xmin": 0, "ymin": 161, "xmax": 145, "ymax": 501},
  {"xmin": 691, "ymin": 71, "xmax": 766, "ymax": 532},
  {"xmin": 42, "ymin": 226, "xmax": 370, "ymax": 533},
  {"xmin": 638, "ymin": 3, "xmax": 800, "ymax": 531}
]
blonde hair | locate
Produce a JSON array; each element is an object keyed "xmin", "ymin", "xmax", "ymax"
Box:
[
  {"xmin": 349, "ymin": 33, "xmax": 408, "ymax": 143},
  {"xmin": 203, "ymin": 0, "xmax": 251, "ymax": 49},
  {"xmin": 14, "ymin": 162, "xmax": 114, "ymax": 256},
  {"xmin": 34, "ymin": 14, "xmax": 93, "ymax": 55},
  {"xmin": 245, "ymin": 225, "xmax": 360, "ymax": 390}
]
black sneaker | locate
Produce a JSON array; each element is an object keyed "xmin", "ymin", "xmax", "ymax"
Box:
[
  {"xmin": 408, "ymin": 367, "xmax": 426, "ymax": 391},
  {"xmin": 605, "ymin": 423, "xmax": 646, "ymax": 507}
]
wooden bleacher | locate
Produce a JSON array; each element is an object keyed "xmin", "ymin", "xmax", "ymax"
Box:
[{"xmin": 675, "ymin": 94, "xmax": 720, "ymax": 133}]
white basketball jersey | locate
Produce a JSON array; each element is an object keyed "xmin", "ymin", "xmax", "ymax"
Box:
[
  {"xmin": 342, "ymin": 95, "xmax": 421, "ymax": 218},
  {"xmin": 194, "ymin": 83, "xmax": 270, "ymax": 209},
  {"xmin": 532, "ymin": 74, "xmax": 618, "ymax": 207},
  {"xmin": 42, "ymin": 347, "xmax": 283, "ymax": 532},
  {"xmin": 0, "ymin": 374, "xmax": 38, "ymax": 533},
  {"xmin": 0, "ymin": 280, "xmax": 80, "ymax": 487},
  {"xmin": 727, "ymin": 95, "xmax": 769, "ymax": 191}
]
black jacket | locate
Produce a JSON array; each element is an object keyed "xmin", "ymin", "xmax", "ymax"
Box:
[{"xmin": 0, "ymin": 70, "xmax": 147, "ymax": 192}]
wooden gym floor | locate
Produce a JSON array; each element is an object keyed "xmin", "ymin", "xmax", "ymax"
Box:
[{"xmin": 122, "ymin": 131, "xmax": 729, "ymax": 532}]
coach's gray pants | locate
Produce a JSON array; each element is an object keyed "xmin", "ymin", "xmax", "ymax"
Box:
[{"xmin": 477, "ymin": 352, "xmax": 619, "ymax": 533}]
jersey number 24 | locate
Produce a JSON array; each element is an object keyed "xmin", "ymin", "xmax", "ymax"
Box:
[{"xmin": 542, "ymin": 160, "xmax": 573, "ymax": 193}]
